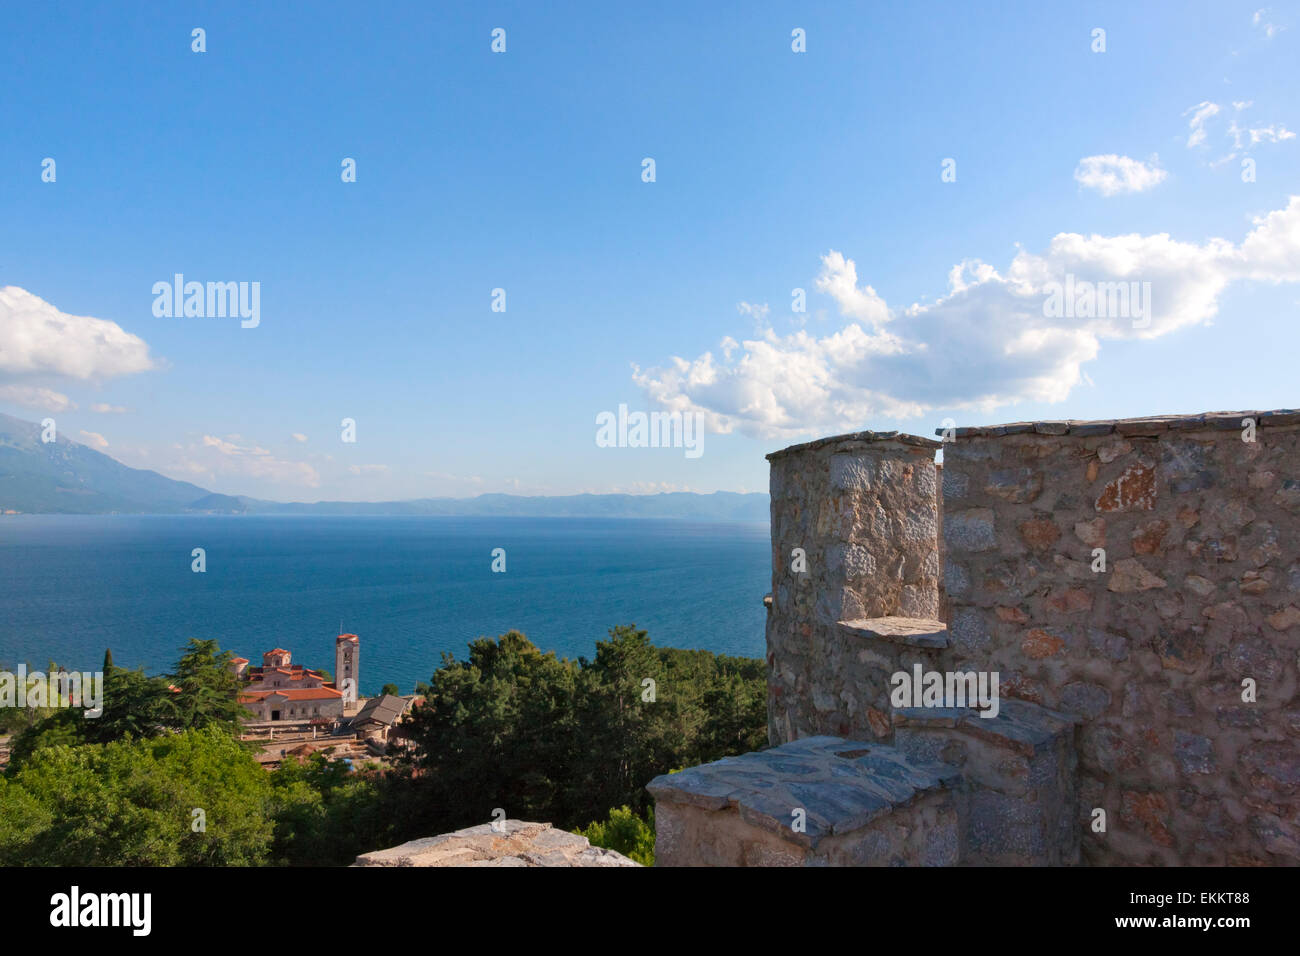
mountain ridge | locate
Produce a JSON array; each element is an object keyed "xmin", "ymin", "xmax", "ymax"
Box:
[{"xmin": 0, "ymin": 414, "xmax": 768, "ymax": 519}]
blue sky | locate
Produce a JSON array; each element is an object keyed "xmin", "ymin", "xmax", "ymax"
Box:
[{"xmin": 1, "ymin": 1, "xmax": 1297, "ymax": 501}]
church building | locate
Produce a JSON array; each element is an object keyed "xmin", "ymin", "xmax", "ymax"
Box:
[{"xmin": 236, "ymin": 635, "xmax": 359, "ymax": 722}]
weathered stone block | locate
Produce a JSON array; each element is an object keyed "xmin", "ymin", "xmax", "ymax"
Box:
[
  {"xmin": 946, "ymin": 508, "xmax": 996, "ymax": 552},
  {"xmin": 648, "ymin": 737, "xmax": 962, "ymax": 866},
  {"xmin": 352, "ymin": 821, "xmax": 640, "ymax": 867}
]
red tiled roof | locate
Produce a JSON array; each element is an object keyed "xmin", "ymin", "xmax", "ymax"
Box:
[
  {"xmin": 266, "ymin": 648, "xmax": 290, "ymax": 656},
  {"xmin": 337, "ymin": 633, "xmax": 359, "ymax": 643},
  {"xmin": 231, "ymin": 657, "xmax": 249, "ymax": 664},
  {"xmin": 241, "ymin": 687, "xmax": 343, "ymax": 702},
  {"xmin": 250, "ymin": 667, "xmax": 323, "ymax": 682}
]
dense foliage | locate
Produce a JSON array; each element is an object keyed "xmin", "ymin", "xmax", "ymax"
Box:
[
  {"xmin": 576, "ymin": 805, "xmax": 657, "ymax": 866},
  {"xmin": 392, "ymin": 625, "xmax": 765, "ymax": 832},
  {"xmin": 0, "ymin": 626, "xmax": 766, "ymax": 865},
  {"xmin": 5, "ymin": 639, "xmax": 246, "ymax": 766},
  {"xmin": 0, "ymin": 727, "xmax": 274, "ymax": 865}
]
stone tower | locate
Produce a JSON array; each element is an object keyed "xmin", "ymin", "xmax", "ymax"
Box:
[
  {"xmin": 765, "ymin": 430, "xmax": 943, "ymax": 745},
  {"xmin": 335, "ymin": 633, "xmax": 359, "ymax": 705}
]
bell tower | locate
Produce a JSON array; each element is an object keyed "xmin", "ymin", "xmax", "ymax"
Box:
[{"xmin": 335, "ymin": 633, "xmax": 359, "ymax": 705}]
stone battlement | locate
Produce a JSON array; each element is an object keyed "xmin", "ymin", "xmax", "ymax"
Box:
[
  {"xmin": 939, "ymin": 409, "xmax": 1299, "ymax": 440},
  {"xmin": 654, "ymin": 407, "xmax": 1300, "ymax": 866}
]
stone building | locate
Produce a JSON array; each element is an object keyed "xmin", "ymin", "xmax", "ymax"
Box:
[
  {"xmin": 336, "ymin": 633, "xmax": 359, "ymax": 705},
  {"xmin": 351, "ymin": 693, "xmax": 415, "ymax": 743},
  {"xmin": 238, "ymin": 641, "xmax": 353, "ymax": 723},
  {"xmin": 650, "ymin": 409, "xmax": 1300, "ymax": 866}
]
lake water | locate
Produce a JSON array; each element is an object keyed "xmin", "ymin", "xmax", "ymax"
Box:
[{"xmin": 0, "ymin": 515, "xmax": 770, "ymax": 693}]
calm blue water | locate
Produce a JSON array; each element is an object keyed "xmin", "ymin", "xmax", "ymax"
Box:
[{"xmin": 0, "ymin": 516, "xmax": 770, "ymax": 693}]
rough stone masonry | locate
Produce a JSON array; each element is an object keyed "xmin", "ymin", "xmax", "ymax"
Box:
[
  {"xmin": 940, "ymin": 410, "xmax": 1300, "ymax": 865},
  {"xmin": 765, "ymin": 430, "xmax": 943, "ymax": 746},
  {"xmin": 653, "ymin": 409, "xmax": 1299, "ymax": 866}
]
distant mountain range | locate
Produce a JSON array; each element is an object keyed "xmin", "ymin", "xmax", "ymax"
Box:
[{"xmin": 0, "ymin": 413, "xmax": 769, "ymax": 520}]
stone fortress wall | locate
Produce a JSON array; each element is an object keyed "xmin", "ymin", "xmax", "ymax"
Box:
[
  {"xmin": 650, "ymin": 409, "xmax": 1300, "ymax": 866},
  {"xmin": 941, "ymin": 410, "xmax": 1300, "ymax": 865}
]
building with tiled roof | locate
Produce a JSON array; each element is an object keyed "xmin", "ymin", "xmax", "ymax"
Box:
[
  {"xmin": 351, "ymin": 693, "xmax": 414, "ymax": 742},
  {"xmin": 241, "ymin": 684, "xmax": 345, "ymax": 722},
  {"xmin": 237, "ymin": 637, "xmax": 360, "ymax": 723}
]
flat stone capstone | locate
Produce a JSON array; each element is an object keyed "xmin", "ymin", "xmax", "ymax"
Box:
[
  {"xmin": 647, "ymin": 735, "xmax": 960, "ymax": 847},
  {"xmin": 351, "ymin": 820, "xmax": 641, "ymax": 867},
  {"xmin": 839, "ymin": 616, "xmax": 949, "ymax": 649}
]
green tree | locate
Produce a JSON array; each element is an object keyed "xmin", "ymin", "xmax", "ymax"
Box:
[
  {"xmin": 0, "ymin": 728, "xmax": 274, "ymax": 865},
  {"xmin": 88, "ymin": 666, "xmax": 177, "ymax": 743},
  {"xmin": 575, "ymin": 625, "xmax": 679, "ymax": 819},
  {"xmin": 576, "ymin": 805, "xmax": 655, "ymax": 866},
  {"xmin": 396, "ymin": 630, "xmax": 581, "ymax": 829},
  {"xmin": 0, "ymin": 659, "xmax": 64, "ymax": 736},
  {"xmin": 169, "ymin": 639, "xmax": 246, "ymax": 732},
  {"xmin": 379, "ymin": 683, "xmax": 401, "ymax": 697},
  {"xmin": 7, "ymin": 665, "xmax": 179, "ymax": 768},
  {"xmin": 6, "ymin": 708, "xmax": 84, "ymax": 766},
  {"xmin": 396, "ymin": 626, "xmax": 766, "ymax": 834}
]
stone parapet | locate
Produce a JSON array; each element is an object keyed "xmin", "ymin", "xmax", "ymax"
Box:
[
  {"xmin": 647, "ymin": 736, "xmax": 962, "ymax": 866},
  {"xmin": 893, "ymin": 700, "xmax": 1081, "ymax": 865},
  {"xmin": 938, "ymin": 410, "xmax": 1300, "ymax": 440}
]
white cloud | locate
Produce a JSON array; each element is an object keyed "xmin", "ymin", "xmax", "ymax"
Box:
[
  {"xmin": 0, "ymin": 287, "xmax": 156, "ymax": 380},
  {"xmin": 814, "ymin": 251, "xmax": 891, "ymax": 324},
  {"xmin": 1248, "ymin": 124, "xmax": 1295, "ymax": 144},
  {"xmin": 423, "ymin": 470, "xmax": 484, "ymax": 486},
  {"xmin": 203, "ymin": 435, "xmax": 270, "ymax": 456},
  {"xmin": 1074, "ymin": 154, "xmax": 1168, "ymax": 196},
  {"xmin": 606, "ymin": 481, "xmax": 695, "ymax": 494},
  {"xmin": 172, "ymin": 435, "xmax": 321, "ymax": 487},
  {"xmin": 78, "ymin": 430, "xmax": 109, "ymax": 449},
  {"xmin": 291, "ymin": 433, "xmax": 308, "ymax": 443},
  {"xmin": 0, "ymin": 384, "xmax": 76, "ymax": 412},
  {"xmin": 1229, "ymin": 119, "xmax": 1295, "ymax": 149},
  {"xmin": 90, "ymin": 402, "xmax": 128, "ymax": 414},
  {"xmin": 633, "ymin": 196, "xmax": 1300, "ymax": 439},
  {"xmin": 1184, "ymin": 101, "xmax": 1221, "ymax": 147},
  {"xmin": 1253, "ymin": 8, "xmax": 1284, "ymax": 37},
  {"xmin": 737, "ymin": 301, "xmax": 769, "ymax": 322},
  {"xmin": 348, "ymin": 464, "xmax": 389, "ymax": 476}
]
